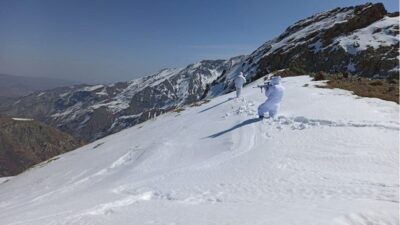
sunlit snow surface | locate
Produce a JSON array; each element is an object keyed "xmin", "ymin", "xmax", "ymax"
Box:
[
  {"xmin": 336, "ymin": 16, "xmax": 400, "ymax": 54},
  {"xmin": 11, "ymin": 118, "xmax": 34, "ymax": 121},
  {"xmin": 0, "ymin": 76, "xmax": 398, "ymax": 225}
]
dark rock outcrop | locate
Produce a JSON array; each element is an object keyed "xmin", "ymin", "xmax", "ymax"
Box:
[{"xmin": 254, "ymin": 3, "xmax": 398, "ymax": 80}]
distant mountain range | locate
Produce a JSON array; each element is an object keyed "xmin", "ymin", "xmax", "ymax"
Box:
[
  {"xmin": 0, "ymin": 74, "xmax": 76, "ymax": 98},
  {"xmin": 1, "ymin": 59, "xmax": 243, "ymax": 141},
  {"xmin": 1, "ymin": 3, "xmax": 398, "ymax": 142}
]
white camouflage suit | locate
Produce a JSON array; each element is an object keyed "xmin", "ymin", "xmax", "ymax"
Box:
[
  {"xmin": 258, "ymin": 76, "xmax": 284, "ymax": 118},
  {"xmin": 234, "ymin": 73, "xmax": 246, "ymax": 98}
]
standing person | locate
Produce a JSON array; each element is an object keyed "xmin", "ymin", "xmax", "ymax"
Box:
[
  {"xmin": 257, "ymin": 76, "xmax": 284, "ymax": 119},
  {"xmin": 234, "ymin": 72, "xmax": 246, "ymax": 98}
]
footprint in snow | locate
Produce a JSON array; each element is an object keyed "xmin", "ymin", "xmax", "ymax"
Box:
[
  {"xmin": 84, "ymin": 191, "xmax": 154, "ymax": 216},
  {"xmin": 266, "ymin": 116, "xmax": 399, "ymax": 131}
]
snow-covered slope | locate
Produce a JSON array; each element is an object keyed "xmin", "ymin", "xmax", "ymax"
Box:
[{"xmin": 0, "ymin": 76, "xmax": 398, "ymax": 225}]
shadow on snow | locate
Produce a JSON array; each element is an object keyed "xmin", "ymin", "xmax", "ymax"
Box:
[
  {"xmin": 198, "ymin": 98, "xmax": 234, "ymax": 113},
  {"xmin": 207, "ymin": 118, "xmax": 262, "ymax": 138}
]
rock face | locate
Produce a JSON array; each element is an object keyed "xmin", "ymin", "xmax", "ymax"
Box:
[
  {"xmin": 2, "ymin": 3, "xmax": 398, "ymax": 142},
  {"xmin": 0, "ymin": 117, "xmax": 83, "ymax": 176},
  {"xmin": 254, "ymin": 3, "xmax": 399, "ymax": 80},
  {"xmin": 209, "ymin": 3, "xmax": 399, "ymax": 95},
  {"xmin": 2, "ymin": 59, "xmax": 243, "ymax": 141}
]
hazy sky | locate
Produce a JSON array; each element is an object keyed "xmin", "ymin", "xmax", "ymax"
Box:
[{"xmin": 0, "ymin": 0, "xmax": 398, "ymax": 84}]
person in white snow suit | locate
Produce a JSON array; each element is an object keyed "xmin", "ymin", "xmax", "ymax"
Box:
[
  {"xmin": 257, "ymin": 76, "xmax": 284, "ymax": 119},
  {"xmin": 234, "ymin": 72, "xmax": 246, "ymax": 98}
]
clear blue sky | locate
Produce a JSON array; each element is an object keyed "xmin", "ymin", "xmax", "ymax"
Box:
[{"xmin": 0, "ymin": 0, "xmax": 398, "ymax": 83}]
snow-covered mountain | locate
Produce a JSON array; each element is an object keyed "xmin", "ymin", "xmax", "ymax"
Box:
[
  {"xmin": 2, "ymin": 3, "xmax": 398, "ymax": 142},
  {"xmin": 3, "ymin": 58, "xmax": 243, "ymax": 141},
  {"xmin": 0, "ymin": 76, "xmax": 398, "ymax": 225},
  {"xmin": 210, "ymin": 2, "xmax": 399, "ymax": 91}
]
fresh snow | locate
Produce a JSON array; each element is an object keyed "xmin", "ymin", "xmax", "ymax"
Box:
[
  {"xmin": 336, "ymin": 16, "xmax": 400, "ymax": 54},
  {"xmin": 11, "ymin": 118, "xmax": 33, "ymax": 121},
  {"xmin": 51, "ymin": 102, "xmax": 84, "ymax": 120},
  {"xmin": 90, "ymin": 68, "xmax": 183, "ymax": 113},
  {"xmin": 59, "ymin": 92, "xmax": 70, "ymax": 98},
  {"xmin": 0, "ymin": 76, "xmax": 398, "ymax": 225},
  {"xmin": 0, "ymin": 177, "xmax": 12, "ymax": 184},
  {"xmin": 203, "ymin": 69, "xmax": 221, "ymax": 83},
  {"xmin": 264, "ymin": 9, "xmax": 354, "ymax": 56},
  {"xmin": 147, "ymin": 68, "xmax": 182, "ymax": 87},
  {"xmin": 80, "ymin": 85, "xmax": 105, "ymax": 92},
  {"xmin": 95, "ymin": 88, "xmax": 108, "ymax": 96},
  {"xmin": 228, "ymin": 8, "xmax": 358, "ymax": 83},
  {"xmin": 118, "ymin": 114, "xmax": 143, "ymax": 120}
]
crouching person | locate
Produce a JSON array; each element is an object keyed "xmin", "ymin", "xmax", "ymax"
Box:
[{"xmin": 258, "ymin": 76, "xmax": 284, "ymax": 119}]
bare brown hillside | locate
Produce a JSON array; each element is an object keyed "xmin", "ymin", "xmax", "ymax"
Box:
[{"xmin": 0, "ymin": 116, "xmax": 84, "ymax": 176}]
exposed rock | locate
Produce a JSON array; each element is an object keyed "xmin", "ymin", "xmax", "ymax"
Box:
[
  {"xmin": 208, "ymin": 3, "xmax": 398, "ymax": 93},
  {"xmin": 0, "ymin": 116, "xmax": 83, "ymax": 176},
  {"xmin": 257, "ymin": 3, "xmax": 397, "ymax": 80}
]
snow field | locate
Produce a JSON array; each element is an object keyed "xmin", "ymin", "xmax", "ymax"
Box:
[{"xmin": 0, "ymin": 76, "xmax": 398, "ymax": 225}]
